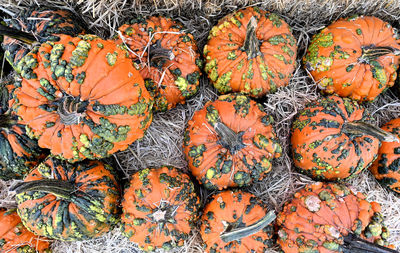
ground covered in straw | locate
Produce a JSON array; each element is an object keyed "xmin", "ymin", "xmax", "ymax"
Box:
[{"xmin": 1, "ymin": 0, "xmax": 400, "ymax": 252}]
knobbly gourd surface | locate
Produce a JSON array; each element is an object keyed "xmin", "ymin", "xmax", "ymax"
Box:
[
  {"xmin": 304, "ymin": 15, "xmax": 400, "ymax": 101},
  {"xmin": 0, "ymin": 208, "xmax": 50, "ymax": 253},
  {"xmin": 204, "ymin": 6, "xmax": 297, "ymax": 97},
  {"xmin": 15, "ymin": 157, "xmax": 120, "ymax": 241},
  {"xmin": 200, "ymin": 190, "xmax": 274, "ymax": 253},
  {"xmin": 12, "ymin": 34, "xmax": 153, "ymax": 162},
  {"xmin": 121, "ymin": 166, "xmax": 200, "ymax": 251},
  {"xmin": 2, "ymin": 6, "xmax": 86, "ymax": 70},
  {"xmin": 183, "ymin": 94, "xmax": 282, "ymax": 189},
  {"xmin": 291, "ymin": 95, "xmax": 380, "ymax": 180},
  {"xmin": 116, "ymin": 16, "xmax": 202, "ymax": 111},
  {"xmin": 370, "ymin": 118, "xmax": 400, "ymax": 193},
  {"xmin": 277, "ymin": 182, "xmax": 392, "ymax": 252}
]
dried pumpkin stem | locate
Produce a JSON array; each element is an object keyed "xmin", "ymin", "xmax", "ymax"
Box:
[
  {"xmin": 342, "ymin": 121, "xmax": 399, "ymax": 142},
  {"xmin": 0, "ymin": 23, "xmax": 37, "ymax": 46},
  {"xmin": 241, "ymin": 16, "xmax": 261, "ymax": 59},
  {"xmin": 214, "ymin": 122, "xmax": 245, "ymax": 154},
  {"xmin": 360, "ymin": 46, "xmax": 400, "ymax": 63},
  {"xmin": 342, "ymin": 233, "xmax": 398, "ymax": 253},
  {"xmin": 220, "ymin": 210, "xmax": 276, "ymax": 243},
  {"xmin": 149, "ymin": 40, "xmax": 174, "ymax": 69},
  {"xmin": 11, "ymin": 179, "xmax": 75, "ymax": 200},
  {"xmin": 57, "ymin": 96, "xmax": 88, "ymax": 125}
]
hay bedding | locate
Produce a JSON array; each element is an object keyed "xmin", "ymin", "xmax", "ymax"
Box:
[{"xmin": 1, "ymin": 0, "xmax": 400, "ymax": 252}]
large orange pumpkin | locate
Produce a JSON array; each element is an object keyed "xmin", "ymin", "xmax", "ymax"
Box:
[
  {"xmin": 200, "ymin": 190, "xmax": 275, "ymax": 253},
  {"xmin": 183, "ymin": 94, "xmax": 282, "ymax": 190},
  {"xmin": 11, "ymin": 34, "xmax": 153, "ymax": 162},
  {"xmin": 277, "ymin": 182, "xmax": 394, "ymax": 252},
  {"xmin": 13, "ymin": 157, "xmax": 120, "ymax": 241},
  {"xmin": 0, "ymin": 208, "xmax": 50, "ymax": 253},
  {"xmin": 370, "ymin": 118, "xmax": 400, "ymax": 193},
  {"xmin": 304, "ymin": 15, "xmax": 400, "ymax": 101},
  {"xmin": 204, "ymin": 6, "xmax": 297, "ymax": 97},
  {"xmin": 121, "ymin": 166, "xmax": 200, "ymax": 251},
  {"xmin": 115, "ymin": 16, "xmax": 202, "ymax": 111},
  {"xmin": 2, "ymin": 6, "xmax": 86, "ymax": 70},
  {"xmin": 291, "ymin": 95, "xmax": 398, "ymax": 181}
]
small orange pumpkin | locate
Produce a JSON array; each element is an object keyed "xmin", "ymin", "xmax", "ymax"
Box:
[
  {"xmin": 115, "ymin": 16, "xmax": 202, "ymax": 111},
  {"xmin": 121, "ymin": 166, "xmax": 200, "ymax": 251},
  {"xmin": 0, "ymin": 208, "xmax": 50, "ymax": 253},
  {"xmin": 204, "ymin": 6, "xmax": 297, "ymax": 97},
  {"xmin": 200, "ymin": 190, "xmax": 275, "ymax": 253},
  {"xmin": 277, "ymin": 182, "xmax": 394, "ymax": 252},
  {"xmin": 291, "ymin": 95, "xmax": 398, "ymax": 181},
  {"xmin": 183, "ymin": 94, "xmax": 282, "ymax": 190},
  {"xmin": 304, "ymin": 15, "xmax": 400, "ymax": 101},
  {"xmin": 370, "ymin": 118, "xmax": 400, "ymax": 193}
]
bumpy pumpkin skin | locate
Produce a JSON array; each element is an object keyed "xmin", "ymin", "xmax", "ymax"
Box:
[
  {"xmin": 121, "ymin": 166, "xmax": 200, "ymax": 251},
  {"xmin": 200, "ymin": 190, "xmax": 274, "ymax": 253},
  {"xmin": 12, "ymin": 34, "xmax": 153, "ymax": 162},
  {"xmin": 304, "ymin": 15, "xmax": 400, "ymax": 101},
  {"xmin": 0, "ymin": 208, "xmax": 50, "ymax": 253},
  {"xmin": 0, "ymin": 81, "xmax": 46, "ymax": 180},
  {"xmin": 183, "ymin": 94, "xmax": 282, "ymax": 190},
  {"xmin": 370, "ymin": 118, "xmax": 400, "ymax": 193},
  {"xmin": 291, "ymin": 95, "xmax": 381, "ymax": 181},
  {"xmin": 15, "ymin": 157, "xmax": 120, "ymax": 241},
  {"xmin": 204, "ymin": 6, "xmax": 297, "ymax": 97},
  {"xmin": 116, "ymin": 16, "xmax": 202, "ymax": 111},
  {"xmin": 2, "ymin": 6, "xmax": 86, "ymax": 70},
  {"xmin": 277, "ymin": 182, "xmax": 393, "ymax": 252}
]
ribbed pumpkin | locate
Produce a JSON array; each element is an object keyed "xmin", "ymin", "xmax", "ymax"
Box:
[
  {"xmin": 370, "ymin": 118, "xmax": 400, "ymax": 193},
  {"xmin": 204, "ymin": 6, "xmax": 297, "ymax": 97},
  {"xmin": 291, "ymin": 95, "xmax": 398, "ymax": 181},
  {"xmin": 183, "ymin": 94, "xmax": 282, "ymax": 190},
  {"xmin": 304, "ymin": 15, "xmax": 400, "ymax": 101},
  {"xmin": 0, "ymin": 80, "xmax": 46, "ymax": 180},
  {"xmin": 11, "ymin": 34, "xmax": 153, "ymax": 162},
  {"xmin": 200, "ymin": 190, "xmax": 275, "ymax": 253},
  {"xmin": 277, "ymin": 182, "xmax": 394, "ymax": 252},
  {"xmin": 2, "ymin": 6, "xmax": 86, "ymax": 70},
  {"xmin": 13, "ymin": 157, "xmax": 120, "ymax": 241},
  {"xmin": 0, "ymin": 208, "xmax": 50, "ymax": 253},
  {"xmin": 115, "ymin": 15, "xmax": 202, "ymax": 111},
  {"xmin": 121, "ymin": 166, "xmax": 200, "ymax": 251}
]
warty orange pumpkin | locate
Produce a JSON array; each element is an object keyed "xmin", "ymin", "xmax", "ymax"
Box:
[
  {"xmin": 204, "ymin": 6, "xmax": 297, "ymax": 97},
  {"xmin": 0, "ymin": 208, "xmax": 50, "ymax": 253},
  {"xmin": 12, "ymin": 157, "xmax": 120, "ymax": 241},
  {"xmin": 304, "ymin": 15, "xmax": 400, "ymax": 101},
  {"xmin": 200, "ymin": 190, "xmax": 275, "ymax": 253},
  {"xmin": 291, "ymin": 95, "xmax": 398, "ymax": 181},
  {"xmin": 277, "ymin": 182, "xmax": 395, "ymax": 252},
  {"xmin": 115, "ymin": 15, "xmax": 202, "ymax": 111},
  {"xmin": 183, "ymin": 94, "xmax": 282, "ymax": 190},
  {"xmin": 121, "ymin": 166, "xmax": 200, "ymax": 251}
]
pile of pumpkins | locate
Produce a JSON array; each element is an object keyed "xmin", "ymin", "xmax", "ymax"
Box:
[{"xmin": 0, "ymin": 5, "xmax": 399, "ymax": 253}]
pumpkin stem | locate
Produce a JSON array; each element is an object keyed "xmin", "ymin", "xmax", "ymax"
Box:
[
  {"xmin": 241, "ymin": 16, "xmax": 261, "ymax": 59},
  {"xmin": 148, "ymin": 40, "xmax": 174, "ymax": 70},
  {"xmin": 0, "ymin": 114, "xmax": 17, "ymax": 129},
  {"xmin": 0, "ymin": 22, "xmax": 38, "ymax": 46},
  {"xmin": 342, "ymin": 233, "xmax": 398, "ymax": 253},
  {"xmin": 220, "ymin": 210, "xmax": 276, "ymax": 243},
  {"xmin": 214, "ymin": 122, "xmax": 246, "ymax": 154},
  {"xmin": 342, "ymin": 121, "xmax": 399, "ymax": 143},
  {"xmin": 11, "ymin": 179, "xmax": 74, "ymax": 200},
  {"xmin": 359, "ymin": 45, "xmax": 400, "ymax": 63},
  {"xmin": 57, "ymin": 96, "xmax": 88, "ymax": 125}
]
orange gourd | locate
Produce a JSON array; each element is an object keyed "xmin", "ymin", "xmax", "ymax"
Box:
[
  {"xmin": 121, "ymin": 166, "xmax": 200, "ymax": 251},
  {"xmin": 204, "ymin": 6, "xmax": 297, "ymax": 97},
  {"xmin": 183, "ymin": 94, "xmax": 282, "ymax": 190},
  {"xmin": 304, "ymin": 15, "xmax": 400, "ymax": 101}
]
